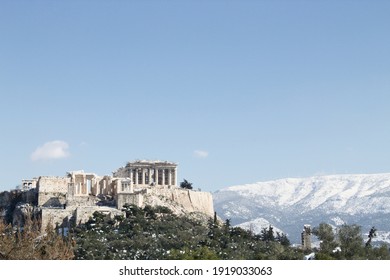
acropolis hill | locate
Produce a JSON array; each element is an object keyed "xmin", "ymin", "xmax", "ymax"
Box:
[{"xmin": 0, "ymin": 160, "xmax": 214, "ymax": 229}]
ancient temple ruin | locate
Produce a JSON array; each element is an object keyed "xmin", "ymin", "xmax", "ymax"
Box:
[
  {"xmin": 113, "ymin": 160, "xmax": 177, "ymax": 187},
  {"xmin": 22, "ymin": 160, "xmax": 213, "ymax": 229}
]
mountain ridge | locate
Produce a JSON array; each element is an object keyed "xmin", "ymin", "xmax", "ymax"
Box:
[{"xmin": 213, "ymin": 172, "xmax": 390, "ymax": 244}]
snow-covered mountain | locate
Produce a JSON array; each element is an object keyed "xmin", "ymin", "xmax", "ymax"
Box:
[
  {"xmin": 213, "ymin": 173, "xmax": 390, "ymax": 244},
  {"xmin": 235, "ymin": 218, "xmax": 285, "ymax": 236}
]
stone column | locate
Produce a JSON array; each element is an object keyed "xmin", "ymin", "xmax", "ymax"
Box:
[
  {"xmin": 129, "ymin": 183, "xmax": 134, "ymax": 193},
  {"xmin": 142, "ymin": 168, "xmax": 146, "ymax": 185},
  {"xmin": 83, "ymin": 174, "xmax": 86, "ymax": 195},
  {"xmin": 148, "ymin": 168, "xmax": 152, "ymax": 185},
  {"xmin": 92, "ymin": 178, "xmax": 96, "ymax": 195},
  {"xmin": 135, "ymin": 169, "xmax": 139, "ymax": 185},
  {"xmin": 168, "ymin": 169, "xmax": 172, "ymax": 186},
  {"xmin": 103, "ymin": 179, "xmax": 107, "ymax": 195},
  {"xmin": 155, "ymin": 169, "xmax": 159, "ymax": 185},
  {"xmin": 117, "ymin": 180, "xmax": 122, "ymax": 193},
  {"xmin": 174, "ymin": 167, "xmax": 177, "ymax": 186},
  {"xmin": 162, "ymin": 169, "xmax": 166, "ymax": 186},
  {"xmin": 72, "ymin": 174, "xmax": 78, "ymax": 195},
  {"xmin": 130, "ymin": 169, "xmax": 133, "ymax": 181}
]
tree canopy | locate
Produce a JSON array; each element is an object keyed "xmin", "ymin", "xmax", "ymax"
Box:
[
  {"xmin": 180, "ymin": 179, "xmax": 193, "ymax": 190},
  {"xmin": 72, "ymin": 204, "xmax": 301, "ymax": 260},
  {"xmin": 313, "ymin": 223, "xmax": 390, "ymax": 260}
]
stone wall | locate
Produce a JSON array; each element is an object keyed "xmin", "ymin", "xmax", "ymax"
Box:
[
  {"xmin": 66, "ymin": 195, "xmax": 99, "ymax": 207},
  {"xmin": 37, "ymin": 176, "xmax": 69, "ymax": 193},
  {"xmin": 121, "ymin": 186, "xmax": 215, "ymax": 217},
  {"xmin": 116, "ymin": 193, "xmax": 144, "ymax": 209},
  {"xmin": 162, "ymin": 188, "xmax": 214, "ymax": 217},
  {"xmin": 75, "ymin": 206, "xmax": 122, "ymax": 225},
  {"xmin": 186, "ymin": 190, "xmax": 214, "ymax": 217},
  {"xmin": 37, "ymin": 176, "xmax": 69, "ymax": 207},
  {"xmin": 42, "ymin": 206, "xmax": 123, "ymax": 228},
  {"xmin": 41, "ymin": 208, "xmax": 74, "ymax": 229}
]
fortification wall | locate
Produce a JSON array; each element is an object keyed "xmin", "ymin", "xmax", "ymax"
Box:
[
  {"xmin": 186, "ymin": 190, "xmax": 214, "ymax": 217},
  {"xmin": 75, "ymin": 206, "xmax": 122, "ymax": 225},
  {"xmin": 116, "ymin": 193, "xmax": 144, "ymax": 209},
  {"xmin": 41, "ymin": 208, "xmax": 74, "ymax": 229},
  {"xmin": 66, "ymin": 196, "xmax": 99, "ymax": 207},
  {"xmin": 37, "ymin": 176, "xmax": 69, "ymax": 193},
  {"xmin": 130, "ymin": 186, "xmax": 214, "ymax": 217},
  {"xmin": 37, "ymin": 176, "xmax": 69, "ymax": 207}
]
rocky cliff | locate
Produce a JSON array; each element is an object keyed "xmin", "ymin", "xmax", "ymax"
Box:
[
  {"xmin": 1, "ymin": 185, "xmax": 214, "ymax": 229},
  {"xmin": 141, "ymin": 186, "xmax": 214, "ymax": 217}
]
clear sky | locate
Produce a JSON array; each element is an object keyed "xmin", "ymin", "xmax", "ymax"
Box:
[{"xmin": 1, "ymin": 0, "xmax": 390, "ymax": 192}]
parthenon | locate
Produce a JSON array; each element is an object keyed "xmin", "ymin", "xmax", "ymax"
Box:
[{"xmin": 113, "ymin": 160, "xmax": 177, "ymax": 188}]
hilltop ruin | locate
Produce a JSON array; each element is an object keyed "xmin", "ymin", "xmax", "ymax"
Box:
[{"xmin": 0, "ymin": 160, "xmax": 214, "ymax": 230}]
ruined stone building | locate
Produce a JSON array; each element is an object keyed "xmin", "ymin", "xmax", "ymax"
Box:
[
  {"xmin": 301, "ymin": 224, "xmax": 312, "ymax": 250},
  {"xmin": 22, "ymin": 160, "xmax": 214, "ymax": 230},
  {"xmin": 21, "ymin": 179, "xmax": 38, "ymax": 191},
  {"xmin": 113, "ymin": 160, "xmax": 177, "ymax": 187}
]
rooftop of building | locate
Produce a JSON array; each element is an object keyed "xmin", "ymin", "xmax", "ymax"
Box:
[{"xmin": 124, "ymin": 160, "xmax": 177, "ymax": 167}]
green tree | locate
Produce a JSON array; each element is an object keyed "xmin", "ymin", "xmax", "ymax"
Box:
[
  {"xmin": 260, "ymin": 225, "xmax": 275, "ymax": 242},
  {"xmin": 338, "ymin": 224, "xmax": 364, "ymax": 259},
  {"xmin": 180, "ymin": 179, "xmax": 193, "ymax": 190},
  {"xmin": 73, "ymin": 204, "xmax": 304, "ymax": 260},
  {"xmin": 313, "ymin": 223, "xmax": 390, "ymax": 260},
  {"xmin": 169, "ymin": 246, "xmax": 219, "ymax": 260},
  {"xmin": 365, "ymin": 226, "xmax": 377, "ymax": 248},
  {"xmin": 276, "ymin": 232, "xmax": 290, "ymax": 246},
  {"xmin": 312, "ymin": 223, "xmax": 338, "ymax": 259}
]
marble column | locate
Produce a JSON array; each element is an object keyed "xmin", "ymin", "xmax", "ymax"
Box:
[
  {"xmin": 168, "ymin": 169, "xmax": 172, "ymax": 186},
  {"xmin": 148, "ymin": 168, "xmax": 152, "ymax": 185},
  {"xmin": 142, "ymin": 168, "xmax": 146, "ymax": 185},
  {"xmin": 83, "ymin": 174, "xmax": 86, "ymax": 195},
  {"xmin": 155, "ymin": 169, "xmax": 159, "ymax": 185},
  {"xmin": 117, "ymin": 180, "xmax": 122, "ymax": 193},
  {"xmin": 162, "ymin": 169, "xmax": 165, "ymax": 186}
]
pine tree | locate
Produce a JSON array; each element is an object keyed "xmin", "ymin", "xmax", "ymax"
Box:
[
  {"xmin": 365, "ymin": 226, "xmax": 377, "ymax": 247},
  {"xmin": 0, "ymin": 217, "xmax": 74, "ymax": 260}
]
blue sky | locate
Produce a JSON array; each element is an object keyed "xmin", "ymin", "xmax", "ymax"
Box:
[{"xmin": 1, "ymin": 1, "xmax": 390, "ymax": 192}]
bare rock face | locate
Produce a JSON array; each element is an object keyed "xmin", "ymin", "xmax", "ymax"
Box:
[{"xmin": 139, "ymin": 186, "xmax": 215, "ymax": 217}]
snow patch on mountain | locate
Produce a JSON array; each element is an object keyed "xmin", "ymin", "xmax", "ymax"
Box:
[
  {"xmin": 236, "ymin": 218, "xmax": 284, "ymax": 236},
  {"xmin": 213, "ymin": 173, "xmax": 390, "ymax": 244}
]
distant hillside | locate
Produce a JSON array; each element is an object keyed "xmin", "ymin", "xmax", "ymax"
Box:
[{"xmin": 213, "ymin": 173, "xmax": 390, "ymax": 244}]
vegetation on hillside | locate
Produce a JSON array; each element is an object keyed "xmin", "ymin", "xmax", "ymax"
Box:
[
  {"xmin": 312, "ymin": 223, "xmax": 390, "ymax": 260},
  {"xmin": 179, "ymin": 179, "xmax": 193, "ymax": 190},
  {"xmin": 0, "ymin": 217, "xmax": 74, "ymax": 260},
  {"xmin": 1, "ymin": 203, "xmax": 389, "ymax": 260},
  {"xmin": 72, "ymin": 204, "xmax": 301, "ymax": 260}
]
